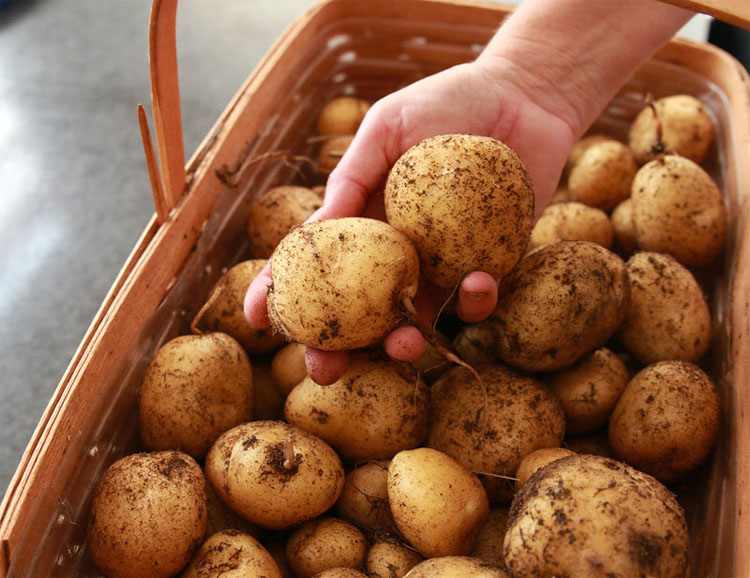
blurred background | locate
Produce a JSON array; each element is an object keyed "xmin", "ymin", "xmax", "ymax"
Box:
[{"xmin": 0, "ymin": 0, "xmax": 722, "ymax": 496}]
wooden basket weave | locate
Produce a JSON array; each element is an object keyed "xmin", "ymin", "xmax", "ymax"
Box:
[{"xmin": 0, "ymin": 1, "xmax": 748, "ymax": 576}]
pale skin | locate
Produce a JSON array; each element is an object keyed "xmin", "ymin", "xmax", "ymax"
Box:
[{"xmin": 245, "ymin": 0, "xmax": 692, "ymax": 385}]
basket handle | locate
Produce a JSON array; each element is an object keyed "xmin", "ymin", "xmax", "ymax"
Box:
[{"xmin": 660, "ymin": 0, "xmax": 749, "ymax": 29}]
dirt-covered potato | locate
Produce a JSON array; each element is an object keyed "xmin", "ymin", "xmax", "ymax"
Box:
[
  {"xmin": 286, "ymin": 518, "xmax": 367, "ymax": 577},
  {"xmin": 87, "ymin": 451, "xmax": 207, "ymax": 578},
  {"xmin": 548, "ymin": 347, "xmax": 629, "ymax": 435},
  {"xmin": 139, "ymin": 333, "xmax": 253, "ymax": 459},
  {"xmin": 316, "ymin": 96, "xmax": 370, "ymax": 135},
  {"xmin": 631, "ymin": 155, "xmax": 727, "ymax": 267},
  {"xmin": 247, "ymin": 186, "xmax": 322, "ymax": 258},
  {"xmin": 504, "ymin": 454, "xmax": 689, "ymax": 577},
  {"xmin": 285, "ymin": 355, "xmax": 429, "ymax": 461},
  {"xmin": 385, "ymin": 134, "xmax": 534, "ymax": 288},
  {"xmin": 491, "ymin": 241, "xmax": 629, "ymax": 372},
  {"xmin": 453, "ymin": 322, "xmax": 498, "ymax": 366},
  {"xmin": 610, "ymin": 198, "xmax": 638, "ymax": 256},
  {"xmin": 609, "ymin": 361, "xmax": 721, "ymax": 483},
  {"xmin": 629, "ymin": 94, "xmax": 714, "ymax": 165},
  {"xmin": 428, "ymin": 364, "xmax": 565, "ymax": 503},
  {"xmin": 471, "ymin": 507, "xmax": 510, "ymax": 568},
  {"xmin": 404, "ymin": 557, "xmax": 509, "ymax": 577},
  {"xmin": 388, "ymin": 448, "xmax": 490, "ymax": 558},
  {"xmin": 514, "ymin": 448, "xmax": 576, "ymax": 490},
  {"xmin": 205, "ymin": 421, "xmax": 345, "ymax": 530},
  {"xmin": 200, "ymin": 259, "xmax": 286, "ymax": 354},
  {"xmin": 268, "ymin": 218, "xmax": 419, "ymax": 351},
  {"xmin": 272, "ymin": 342, "xmax": 308, "ymax": 395},
  {"xmin": 366, "ymin": 541, "xmax": 423, "ymax": 578},
  {"xmin": 619, "ymin": 252, "xmax": 711, "ymax": 363},
  {"xmin": 319, "ymin": 135, "xmax": 354, "ymax": 175},
  {"xmin": 251, "ymin": 357, "xmax": 286, "ymax": 421},
  {"xmin": 335, "ymin": 461, "xmax": 396, "ymax": 534},
  {"xmin": 182, "ymin": 530, "xmax": 282, "ymax": 578},
  {"xmin": 529, "ymin": 202, "xmax": 613, "ymax": 250},
  {"xmin": 312, "ymin": 569, "xmax": 368, "ymax": 578},
  {"xmin": 567, "ymin": 139, "xmax": 637, "ymax": 211}
]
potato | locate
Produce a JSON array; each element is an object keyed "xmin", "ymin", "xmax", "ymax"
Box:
[
  {"xmin": 388, "ymin": 448, "xmax": 490, "ymax": 558},
  {"xmin": 514, "ymin": 448, "xmax": 576, "ymax": 490},
  {"xmin": 567, "ymin": 139, "xmax": 637, "ymax": 211},
  {"xmin": 139, "ymin": 332, "xmax": 253, "ymax": 459},
  {"xmin": 319, "ymin": 135, "xmax": 354, "ymax": 175},
  {"xmin": 562, "ymin": 429, "xmax": 614, "ymax": 459},
  {"xmin": 251, "ymin": 357, "xmax": 286, "ymax": 421},
  {"xmin": 272, "ymin": 342, "xmax": 308, "ymax": 395},
  {"xmin": 548, "ymin": 347, "xmax": 629, "ymax": 435},
  {"xmin": 336, "ymin": 461, "xmax": 396, "ymax": 534},
  {"xmin": 610, "ymin": 198, "xmax": 637, "ymax": 256},
  {"xmin": 629, "ymin": 94, "xmax": 713, "ymax": 165},
  {"xmin": 452, "ymin": 322, "xmax": 498, "ymax": 366},
  {"xmin": 313, "ymin": 569, "xmax": 368, "ymax": 578},
  {"xmin": 316, "ymin": 96, "xmax": 370, "ymax": 135},
  {"xmin": 285, "ymin": 354, "xmax": 429, "ymax": 461},
  {"xmin": 428, "ymin": 364, "xmax": 565, "ymax": 503},
  {"xmin": 200, "ymin": 259, "xmax": 286, "ymax": 354},
  {"xmin": 182, "ymin": 530, "xmax": 282, "ymax": 578},
  {"xmin": 631, "ymin": 155, "xmax": 727, "ymax": 267},
  {"xmin": 609, "ymin": 361, "xmax": 721, "ymax": 483},
  {"xmin": 471, "ymin": 507, "xmax": 510, "ymax": 568},
  {"xmin": 618, "ymin": 252, "xmax": 711, "ymax": 363},
  {"xmin": 504, "ymin": 454, "xmax": 689, "ymax": 577},
  {"xmin": 491, "ymin": 241, "xmax": 629, "ymax": 372},
  {"xmin": 385, "ymin": 134, "xmax": 534, "ymax": 288},
  {"xmin": 529, "ymin": 202, "xmax": 613, "ymax": 250},
  {"xmin": 366, "ymin": 541, "xmax": 423, "ymax": 578},
  {"xmin": 205, "ymin": 479, "xmax": 264, "ymax": 540},
  {"xmin": 404, "ymin": 557, "xmax": 508, "ymax": 577},
  {"xmin": 247, "ymin": 186, "xmax": 322, "ymax": 258},
  {"xmin": 205, "ymin": 421, "xmax": 345, "ymax": 530},
  {"xmin": 87, "ymin": 451, "xmax": 206, "ymax": 578},
  {"xmin": 565, "ymin": 134, "xmax": 609, "ymax": 172},
  {"xmin": 548, "ymin": 184, "xmax": 570, "ymax": 205},
  {"xmin": 286, "ymin": 518, "xmax": 368, "ymax": 577},
  {"xmin": 268, "ymin": 218, "xmax": 419, "ymax": 350},
  {"xmin": 411, "ymin": 330, "xmax": 452, "ymax": 382}
]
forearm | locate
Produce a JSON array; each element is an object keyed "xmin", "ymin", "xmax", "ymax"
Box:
[{"xmin": 477, "ymin": 0, "xmax": 693, "ymax": 139}]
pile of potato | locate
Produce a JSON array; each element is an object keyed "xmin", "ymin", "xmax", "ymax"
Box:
[{"xmin": 86, "ymin": 94, "xmax": 725, "ymax": 577}]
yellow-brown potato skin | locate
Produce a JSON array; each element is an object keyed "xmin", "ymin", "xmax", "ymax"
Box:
[
  {"xmin": 566, "ymin": 134, "xmax": 610, "ymax": 172},
  {"xmin": 619, "ymin": 252, "xmax": 711, "ymax": 363},
  {"xmin": 336, "ymin": 461, "xmax": 396, "ymax": 533},
  {"xmin": 286, "ymin": 518, "xmax": 367, "ymax": 577},
  {"xmin": 504, "ymin": 455, "xmax": 689, "ymax": 578},
  {"xmin": 529, "ymin": 202, "xmax": 613, "ymax": 250},
  {"xmin": 491, "ymin": 241, "xmax": 629, "ymax": 372},
  {"xmin": 631, "ymin": 155, "xmax": 726, "ymax": 267},
  {"xmin": 609, "ymin": 361, "xmax": 721, "ymax": 483},
  {"xmin": 568, "ymin": 140, "xmax": 637, "ymax": 211},
  {"xmin": 514, "ymin": 448, "xmax": 576, "ymax": 490},
  {"xmin": 205, "ymin": 421, "xmax": 345, "ymax": 530},
  {"xmin": 285, "ymin": 355, "xmax": 429, "ymax": 462},
  {"xmin": 139, "ymin": 333, "xmax": 253, "ymax": 459},
  {"xmin": 319, "ymin": 135, "xmax": 354, "ymax": 175},
  {"xmin": 87, "ymin": 451, "xmax": 207, "ymax": 578},
  {"xmin": 251, "ymin": 357, "xmax": 286, "ymax": 421},
  {"xmin": 201, "ymin": 259, "xmax": 286, "ymax": 354},
  {"xmin": 404, "ymin": 556, "xmax": 509, "ymax": 577},
  {"xmin": 272, "ymin": 342, "xmax": 308, "ymax": 395},
  {"xmin": 471, "ymin": 507, "xmax": 511, "ymax": 569},
  {"xmin": 268, "ymin": 218, "xmax": 419, "ymax": 351},
  {"xmin": 182, "ymin": 530, "xmax": 282, "ymax": 578},
  {"xmin": 453, "ymin": 322, "xmax": 498, "ymax": 366},
  {"xmin": 629, "ymin": 94, "xmax": 713, "ymax": 165},
  {"xmin": 204, "ymin": 481, "xmax": 265, "ymax": 540},
  {"xmin": 610, "ymin": 198, "xmax": 638, "ymax": 256},
  {"xmin": 316, "ymin": 97, "xmax": 370, "ymax": 135},
  {"xmin": 312, "ymin": 569, "xmax": 368, "ymax": 578},
  {"xmin": 366, "ymin": 541, "xmax": 423, "ymax": 578},
  {"xmin": 385, "ymin": 134, "xmax": 534, "ymax": 288},
  {"xmin": 247, "ymin": 186, "xmax": 322, "ymax": 258},
  {"xmin": 428, "ymin": 364, "xmax": 565, "ymax": 503}
]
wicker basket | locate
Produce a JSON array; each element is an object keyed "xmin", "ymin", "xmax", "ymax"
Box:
[{"xmin": 0, "ymin": 1, "xmax": 748, "ymax": 576}]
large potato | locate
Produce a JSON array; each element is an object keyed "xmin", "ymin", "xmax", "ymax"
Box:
[
  {"xmin": 529, "ymin": 202, "xmax": 613, "ymax": 250},
  {"xmin": 405, "ymin": 557, "xmax": 508, "ymax": 577},
  {"xmin": 567, "ymin": 140, "xmax": 637, "ymax": 211},
  {"xmin": 504, "ymin": 454, "xmax": 689, "ymax": 577},
  {"xmin": 491, "ymin": 241, "xmax": 629, "ymax": 372},
  {"xmin": 385, "ymin": 134, "xmax": 534, "ymax": 288},
  {"xmin": 285, "ymin": 354, "xmax": 429, "ymax": 461},
  {"xmin": 286, "ymin": 518, "xmax": 368, "ymax": 577},
  {"xmin": 205, "ymin": 421, "xmax": 345, "ymax": 530},
  {"xmin": 428, "ymin": 364, "xmax": 565, "ymax": 503},
  {"xmin": 268, "ymin": 218, "xmax": 419, "ymax": 350},
  {"xmin": 87, "ymin": 451, "xmax": 207, "ymax": 578},
  {"xmin": 182, "ymin": 530, "xmax": 282, "ymax": 578}
]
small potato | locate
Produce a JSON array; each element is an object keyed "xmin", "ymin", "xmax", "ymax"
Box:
[
  {"xmin": 205, "ymin": 421, "xmax": 345, "ymax": 530},
  {"xmin": 87, "ymin": 451, "xmax": 206, "ymax": 578},
  {"xmin": 286, "ymin": 518, "xmax": 367, "ymax": 577},
  {"xmin": 388, "ymin": 448, "xmax": 490, "ymax": 558},
  {"xmin": 610, "ymin": 198, "xmax": 637, "ymax": 256},
  {"xmin": 366, "ymin": 541, "xmax": 423, "ymax": 578},
  {"xmin": 618, "ymin": 252, "xmax": 711, "ymax": 363},
  {"xmin": 609, "ymin": 361, "xmax": 721, "ymax": 483},
  {"xmin": 182, "ymin": 530, "xmax": 281, "ymax": 578},
  {"xmin": 272, "ymin": 342, "xmax": 308, "ymax": 395},
  {"xmin": 529, "ymin": 202, "xmax": 613, "ymax": 250},
  {"xmin": 514, "ymin": 448, "xmax": 576, "ymax": 490},
  {"xmin": 563, "ymin": 429, "xmax": 614, "ymax": 458},
  {"xmin": 285, "ymin": 354, "xmax": 429, "ymax": 461},
  {"xmin": 471, "ymin": 507, "xmax": 510, "ymax": 568},
  {"xmin": 251, "ymin": 357, "xmax": 286, "ymax": 421},
  {"xmin": 316, "ymin": 96, "xmax": 370, "ymax": 135},
  {"xmin": 313, "ymin": 569, "xmax": 368, "ymax": 578},
  {"xmin": 139, "ymin": 333, "xmax": 253, "ymax": 459},
  {"xmin": 336, "ymin": 461, "xmax": 396, "ymax": 534},
  {"xmin": 200, "ymin": 259, "xmax": 286, "ymax": 354},
  {"xmin": 567, "ymin": 139, "xmax": 637, "ymax": 211},
  {"xmin": 565, "ymin": 134, "xmax": 610, "ymax": 172},
  {"xmin": 548, "ymin": 184, "xmax": 570, "ymax": 205},
  {"xmin": 404, "ymin": 556, "xmax": 509, "ymax": 577},
  {"xmin": 453, "ymin": 322, "xmax": 498, "ymax": 366},
  {"xmin": 247, "ymin": 186, "xmax": 322, "ymax": 258},
  {"xmin": 319, "ymin": 135, "xmax": 354, "ymax": 175},
  {"xmin": 629, "ymin": 94, "xmax": 714, "ymax": 165},
  {"xmin": 631, "ymin": 155, "xmax": 727, "ymax": 267},
  {"xmin": 504, "ymin": 454, "xmax": 689, "ymax": 577},
  {"xmin": 548, "ymin": 347, "xmax": 629, "ymax": 435},
  {"xmin": 411, "ymin": 330, "xmax": 452, "ymax": 382}
]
